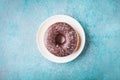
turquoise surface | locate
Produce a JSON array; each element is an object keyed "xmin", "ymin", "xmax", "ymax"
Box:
[{"xmin": 0, "ymin": 0, "xmax": 120, "ymax": 80}]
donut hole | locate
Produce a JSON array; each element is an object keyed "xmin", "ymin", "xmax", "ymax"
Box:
[{"xmin": 55, "ymin": 34, "xmax": 65, "ymax": 45}]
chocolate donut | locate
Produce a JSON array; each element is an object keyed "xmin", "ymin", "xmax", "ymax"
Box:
[{"xmin": 44, "ymin": 22, "xmax": 78, "ymax": 57}]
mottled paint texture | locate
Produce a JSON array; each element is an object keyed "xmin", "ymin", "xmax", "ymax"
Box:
[{"xmin": 0, "ymin": 0, "xmax": 120, "ymax": 80}]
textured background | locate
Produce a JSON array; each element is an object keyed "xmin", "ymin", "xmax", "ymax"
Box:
[{"xmin": 0, "ymin": 0, "xmax": 120, "ymax": 80}]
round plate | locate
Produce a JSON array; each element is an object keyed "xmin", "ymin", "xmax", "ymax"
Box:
[{"xmin": 36, "ymin": 15, "xmax": 85, "ymax": 63}]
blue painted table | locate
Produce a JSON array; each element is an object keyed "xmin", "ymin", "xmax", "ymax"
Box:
[{"xmin": 0, "ymin": 0, "xmax": 120, "ymax": 80}]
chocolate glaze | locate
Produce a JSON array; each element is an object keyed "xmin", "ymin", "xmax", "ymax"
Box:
[{"xmin": 44, "ymin": 22, "xmax": 77, "ymax": 57}]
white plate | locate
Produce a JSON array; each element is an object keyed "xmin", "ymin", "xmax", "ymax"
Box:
[{"xmin": 36, "ymin": 15, "xmax": 85, "ymax": 63}]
